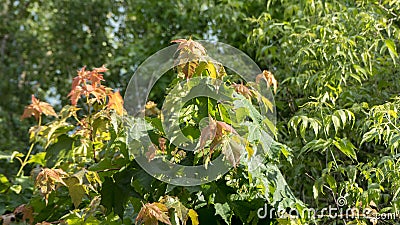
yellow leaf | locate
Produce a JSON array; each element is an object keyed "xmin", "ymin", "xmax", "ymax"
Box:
[
  {"xmin": 107, "ymin": 91, "xmax": 124, "ymax": 115},
  {"xmin": 188, "ymin": 209, "xmax": 199, "ymax": 225},
  {"xmin": 245, "ymin": 143, "xmax": 254, "ymax": 159},
  {"xmin": 205, "ymin": 62, "xmax": 217, "ymax": 79}
]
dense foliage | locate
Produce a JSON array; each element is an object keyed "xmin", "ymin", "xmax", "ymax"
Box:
[{"xmin": 1, "ymin": 0, "xmax": 400, "ymax": 225}]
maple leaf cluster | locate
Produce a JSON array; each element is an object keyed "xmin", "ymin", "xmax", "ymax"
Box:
[
  {"xmin": 68, "ymin": 65, "xmax": 124, "ymax": 115},
  {"xmin": 232, "ymin": 70, "xmax": 278, "ymax": 101},
  {"xmin": 198, "ymin": 117, "xmax": 238, "ymax": 151},
  {"xmin": 135, "ymin": 202, "xmax": 171, "ymax": 225},
  {"xmin": 21, "ymin": 95, "xmax": 57, "ymax": 121},
  {"xmin": 171, "ymin": 38, "xmax": 207, "ymax": 79},
  {"xmin": 35, "ymin": 168, "xmax": 68, "ymax": 205},
  {"xmin": 135, "ymin": 197, "xmax": 199, "ymax": 225},
  {"xmin": 197, "ymin": 117, "xmax": 244, "ymax": 167}
]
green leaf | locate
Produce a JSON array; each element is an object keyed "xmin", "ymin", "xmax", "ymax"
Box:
[
  {"xmin": 0, "ymin": 151, "xmax": 24, "ymax": 162},
  {"xmin": 0, "ymin": 174, "xmax": 10, "ymax": 194},
  {"xmin": 331, "ymin": 115, "xmax": 340, "ymax": 134},
  {"xmin": 312, "ymin": 184, "xmax": 318, "ymax": 199},
  {"xmin": 385, "ymin": 39, "xmax": 398, "ymax": 63},
  {"xmin": 65, "ymin": 177, "xmax": 86, "ymax": 208},
  {"xmin": 333, "ymin": 138, "xmax": 357, "ymax": 160},
  {"xmin": 100, "ymin": 169, "xmax": 140, "ymax": 219},
  {"xmin": 324, "ymin": 174, "xmax": 337, "ymax": 190},
  {"xmin": 27, "ymin": 152, "xmax": 46, "ymax": 166},
  {"xmin": 45, "ymin": 134, "xmax": 74, "ymax": 167},
  {"xmin": 215, "ymin": 202, "xmax": 232, "ymax": 225}
]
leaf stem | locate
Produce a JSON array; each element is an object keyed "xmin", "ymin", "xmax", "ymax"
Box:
[{"xmin": 17, "ymin": 116, "xmax": 42, "ymax": 176}]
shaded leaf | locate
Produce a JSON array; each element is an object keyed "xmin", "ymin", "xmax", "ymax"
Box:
[
  {"xmin": 13, "ymin": 204, "xmax": 34, "ymax": 225},
  {"xmin": 65, "ymin": 177, "xmax": 86, "ymax": 208},
  {"xmin": 100, "ymin": 169, "xmax": 140, "ymax": 219}
]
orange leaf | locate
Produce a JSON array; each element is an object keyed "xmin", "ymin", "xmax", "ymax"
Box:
[
  {"xmin": 89, "ymin": 85, "xmax": 107, "ymax": 104},
  {"xmin": 256, "ymin": 70, "xmax": 278, "ymax": 94},
  {"xmin": 68, "ymin": 66, "xmax": 108, "ymax": 105},
  {"xmin": 89, "ymin": 65, "xmax": 106, "ymax": 86},
  {"xmin": 107, "ymin": 90, "xmax": 124, "ymax": 115}
]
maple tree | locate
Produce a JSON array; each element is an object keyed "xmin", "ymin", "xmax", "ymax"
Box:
[{"xmin": 0, "ymin": 38, "xmax": 288, "ymax": 225}]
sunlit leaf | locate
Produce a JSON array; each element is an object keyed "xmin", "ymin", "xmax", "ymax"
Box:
[
  {"xmin": 107, "ymin": 90, "xmax": 124, "ymax": 115},
  {"xmin": 21, "ymin": 95, "xmax": 57, "ymax": 121},
  {"xmin": 136, "ymin": 202, "xmax": 172, "ymax": 225}
]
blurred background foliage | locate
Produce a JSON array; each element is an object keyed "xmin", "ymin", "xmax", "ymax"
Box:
[{"xmin": 1, "ymin": 0, "xmax": 400, "ymax": 224}]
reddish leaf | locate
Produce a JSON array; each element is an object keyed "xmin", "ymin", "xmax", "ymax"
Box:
[
  {"xmin": 13, "ymin": 204, "xmax": 34, "ymax": 225},
  {"xmin": 89, "ymin": 85, "xmax": 107, "ymax": 104},
  {"xmin": 71, "ymin": 66, "xmax": 88, "ymax": 92},
  {"xmin": 89, "ymin": 65, "xmax": 107, "ymax": 86},
  {"xmin": 158, "ymin": 137, "xmax": 167, "ymax": 153},
  {"xmin": 216, "ymin": 121, "xmax": 237, "ymax": 138},
  {"xmin": 93, "ymin": 65, "xmax": 108, "ymax": 73},
  {"xmin": 171, "ymin": 38, "xmax": 207, "ymax": 79},
  {"xmin": 171, "ymin": 38, "xmax": 188, "ymax": 44},
  {"xmin": 68, "ymin": 86, "xmax": 83, "ymax": 106},
  {"xmin": 198, "ymin": 117, "xmax": 217, "ymax": 150},
  {"xmin": 21, "ymin": 95, "xmax": 57, "ymax": 121},
  {"xmin": 146, "ymin": 144, "xmax": 157, "ymax": 162},
  {"xmin": 171, "ymin": 38, "xmax": 206, "ymax": 55}
]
